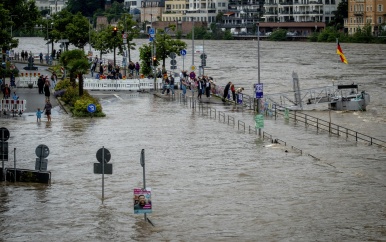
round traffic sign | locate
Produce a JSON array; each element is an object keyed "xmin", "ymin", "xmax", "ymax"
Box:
[
  {"xmin": 96, "ymin": 148, "xmax": 111, "ymax": 163},
  {"xmin": 170, "ymin": 52, "xmax": 176, "ymax": 59},
  {"xmin": 35, "ymin": 144, "xmax": 50, "ymax": 158},
  {"xmin": 180, "ymin": 49, "xmax": 187, "ymax": 56},
  {"xmin": 0, "ymin": 127, "xmax": 10, "ymax": 141},
  {"xmin": 87, "ymin": 104, "xmax": 96, "ymax": 113},
  {"xmin": 190, "ymin": 72, "xmax": 196, "ymax": 79},
  {"xmin": 170, "ymin": 59, "xmax": 177, "ymax": 65}
]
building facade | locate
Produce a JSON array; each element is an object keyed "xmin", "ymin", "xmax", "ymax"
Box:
[
  {"xmin": 34, "ymin": 0, "xmax": 68, "ymax": 15},
  {"xmin": 345, "ymin": 0, "xmax": 385, "ymax": 35}
]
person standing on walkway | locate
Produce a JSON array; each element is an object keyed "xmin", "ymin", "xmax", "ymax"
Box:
[
  {"xmin": 169, "ymin": 74, "xmax": 175, "ymax": 95},
  {"xmin": 135, "ymin": 62, "xmax": 140, "ymax": 77},
  {"xmin": 43, "ymin": 100, "xmax": 52, "ymax": 122},
  {"xmin": 44, "ymin": 80, "xmax": 50, "ymax": 101},
  {"xmin": 39, "ymin": 52, "xmax": 43, "ymax": 63},
  {"xmin": 36, "ymin": 108, "xmax": 43, "ymax": 122},
  {"xmin": 230, "ymin": 83, "xmax": 236, "ymax": 102},
  {"xmin": 205, "ymin": 77, "xmax": 211, "ymax": 98},
  {"xmin": 2, "ymin": 84, "xmax": 11, "ymax": 99},
  {"xmin": 51, "ymin": 72, "xmax": 57, "ymax": 90},
  {"xmin": 197, "ymin": 77, "xmax": 203, "ymax": 99},
  {"xmin": 223, "ymin": 82, "xmax": 231, "ymax": 102},
  {"xmin": 38, "ymin": 75, "xmax": 44, "ymax": 94}
]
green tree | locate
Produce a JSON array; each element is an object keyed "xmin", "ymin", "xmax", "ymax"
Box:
[
  {"xmin": 352, "ymin": 24, "xmax": 374, "ymax": 43},
  {"xmin": 223, "ymin": 29, "xmax": 234, "ymax": 40},
  {"xmin": 139, "ymin": 43, "xmax": 153, "ymax": 76},
  {"xmin": 90, "ymin": 27, "xmax": 113, "ymax": 61},
  {"xmin": 269, "ymin": 29, "xmax": 287, "ymax": 41},
  {"xmin": 187, "ymin": 26, "xmax": 211, "ymax": 40},
  {"xmin": 65, "ymin": 0, "xmax": 102, "ymax": 17},
  {"xmin": 50, "ymin": 10, "xmax": 90, "ymax": 49},
  {"xmin": 59, "ymin": 49, "xmax": 89, "ymax": 96},
  {"xmin": 330, "ymin": 0, "xmax": 348, "ymax": 30},
  {"xmin": 155, "ymin": 30, "xmax": 187, "ymax": 68},
  {"xmin": 105, "ymin": 1, "xmax": 128, "ymax": 23},
  {"xmin": 115, "ymin": 13, "xmax": 139, "ymax": 62},
  {"xmin": 0, "ymin": 0, "xmax": 39, "ymax": 59}
]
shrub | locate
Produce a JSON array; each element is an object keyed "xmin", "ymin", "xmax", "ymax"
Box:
[
  {"xmin": 269, "ymin": 29, "xmax": 287, "ymax": 41},
  {"xmin": 55, "ymin": 78, "xmax": 71, "ymax": 91},
  {"xmin": 73, "ymin": 95, "xmax": 105, "ymax": 117},
  {"xmin": 61, "ymin": 86, "xmax": 79, "ymax": 106}
]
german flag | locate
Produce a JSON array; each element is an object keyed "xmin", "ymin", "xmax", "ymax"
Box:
[{"xmin": 336, "ymin": 41, "xmax": 348, "ymax": 64}]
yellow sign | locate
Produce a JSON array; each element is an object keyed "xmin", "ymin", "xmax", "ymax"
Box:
[{"xmin": 190, "ymin": 65, "xmax": 196, "ymax": 71}]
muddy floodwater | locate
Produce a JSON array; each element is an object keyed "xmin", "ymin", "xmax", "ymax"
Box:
[{"xmin": 0, "ymin": 38, "xmax": 385, "ymax": 241}]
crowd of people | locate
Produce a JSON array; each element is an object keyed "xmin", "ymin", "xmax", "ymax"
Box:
[
  {"xmin": 90, "ymin": 56, "xmax": 141, "ymax": 80},
  {"xmin": 158, "ymin": 69, "xmax": 245, "ymax": 104}
]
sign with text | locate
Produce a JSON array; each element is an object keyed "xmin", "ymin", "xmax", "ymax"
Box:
[
  {"xmin": 133, "ymin": 188, "xmax": 152, "ymax": 214},
  {"xmin": 254, "ymin": 83, "xmax": 263, "ymax": 99},
  {"xmin": 255, "ymin": 114, "xmax": 264, "ymax": 129}
]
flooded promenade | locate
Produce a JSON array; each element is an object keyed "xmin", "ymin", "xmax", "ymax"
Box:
[{"xmin": 0, "ymin": 38, "xmax": 385, "ymax": 241}]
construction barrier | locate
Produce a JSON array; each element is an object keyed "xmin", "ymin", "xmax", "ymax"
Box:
[
  {"xmin": 83, "ymin": 78, "xmax": 164, "ymax": 91},
  {"xmin": 17, "ymin": 77, "xmax": 39, "ymax": 88},
  {"xmin": 0, "ymin": 99, "xmax": 27, "ymax": 115}
]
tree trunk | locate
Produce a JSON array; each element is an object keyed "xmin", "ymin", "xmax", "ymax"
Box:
[
  {"xmin": 79, "ymin": 74, "xmax": 84, "ymax": 96},
  {"xmin": 70, "ymin": 72, "xmax": 76, "ymax": 87}
]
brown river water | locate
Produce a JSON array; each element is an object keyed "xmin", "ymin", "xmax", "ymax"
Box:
[{"xmin": 0, "ymin": 38, "xmax": 385, "ymax": 241}]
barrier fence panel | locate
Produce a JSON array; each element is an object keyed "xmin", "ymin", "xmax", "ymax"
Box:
[
  {"xmin": 83, "ymin": 78, "xmax": 162, "ymax": 91},
  {"xmin": 1, "ymin": 99, "xmax": 27, "ymax": 115},
  {"xmin": 17, "ymin": 77, "xmax": 39, "ymax": 88}
]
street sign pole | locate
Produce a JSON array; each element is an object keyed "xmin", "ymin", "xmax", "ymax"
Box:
[
  {"xmin": 102, "ymin": 146, "xmax": 105, "ymax": 203},
  {"xmin": 140, "ymin": 149, "xmax": 146, "ymax": 221}
]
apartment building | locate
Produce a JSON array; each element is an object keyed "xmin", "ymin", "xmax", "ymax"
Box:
[
  {"xmin": 34, "ymin": 0, "xmax": 68, "ymax": 15},
  {"xmin": 263, "ymin": 0, "xmax": 338, "ymax": 23},
  {"xmin": 161, "ymin": 0, "xmax": 228, "ymax": 23},
  {"xmin": 345, "ymin": 0, "xmax": 385, "ymax": 35}
]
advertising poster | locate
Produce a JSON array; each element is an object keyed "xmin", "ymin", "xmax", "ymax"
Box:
[{"xmin": 133, "ymin": 188, "xmax": 152, "ymax": 214}]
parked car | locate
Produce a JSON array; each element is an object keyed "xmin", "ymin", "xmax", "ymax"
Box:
[
  {"xmin": 286, "ymin": 31, "xmax": 297, "ymax": 36},
  {"xmin": 265, "ymin": 32, "xmax": 272, "ymax": 36}
]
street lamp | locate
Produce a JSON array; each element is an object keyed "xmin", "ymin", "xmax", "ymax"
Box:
[
  {"xmin": 257, "ymin": 19, "xmax": 262, "ymax": 136},
  {"xmin": 46, "ymin": 15, "xmax": 51, "ymax": 65},
  {"xmin": 191, "ymin": 17, "xmax": 195, "ymax": 70},
  {"xmin": 10, "ymin": 15, "xmax": 17, "ymax": 38}
]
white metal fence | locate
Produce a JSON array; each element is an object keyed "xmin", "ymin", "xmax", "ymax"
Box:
[{"xmin": 83, "ymin": 78, "xmax": 164, "ymax": 91}]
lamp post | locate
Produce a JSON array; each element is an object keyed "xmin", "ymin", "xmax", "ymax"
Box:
[
  {"xmin": 10, "ymin": 15, "xmax": 17, "ymax": 38},
  {"xmin": 191, "ymin": 17, "xmax": 195, "ymax": 69},
  {"xmin": 46, "ymin": 15, "xmax": 50, "ymax": 65},
  {"xmin": 257, "ymin": 21, "xmax": 261, "ymax": 136}
]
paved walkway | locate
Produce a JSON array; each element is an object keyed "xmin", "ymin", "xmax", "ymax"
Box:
[{"xmin": 2, "ymin": 62, "xmax": 58, "ymax": 114}]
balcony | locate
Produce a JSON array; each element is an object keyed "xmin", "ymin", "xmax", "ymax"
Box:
[{"xmin": 354, "ymin": 11, "xmax": 364, "ymax": 16}]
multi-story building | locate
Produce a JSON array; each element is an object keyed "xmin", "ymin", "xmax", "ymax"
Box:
[
  {"xmin": 263, "ymin": 0, "xmax": 337, "ymax": 23},
  {"xmin": 141, "ymin": 0, "xmax": 165, "ymax": 23},
  {"xmin": 161, "ymin": 0, "xmax": 228, "ymax": 23},
  {"xmin": 222, "ymin": 0, "xmax": 264, "ymax": 32},
  {"xmin": 34, "ymin": 0, "xmax": 68, "ymax": 15},
  {"xmin": 345, "ymin": 0, "xmax": 385, "ymax": 35}
]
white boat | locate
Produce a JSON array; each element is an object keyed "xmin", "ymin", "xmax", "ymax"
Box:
[{"xmin": 328, "ymin": 84, "xmax": 370, "ymax": 111}]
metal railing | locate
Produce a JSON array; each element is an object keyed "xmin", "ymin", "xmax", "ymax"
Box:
[{"xmin": 275, "ymin": 105, "xmax": 386, "ymax": 148}]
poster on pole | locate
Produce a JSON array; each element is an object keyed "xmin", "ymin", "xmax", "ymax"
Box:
[
  {"xmin": 254, "ymin": 83, "xmax": 263, "ymax": 99},
  {"xmin": 133, "ymin": 188, "xmax": 152, "ymax": 214}
]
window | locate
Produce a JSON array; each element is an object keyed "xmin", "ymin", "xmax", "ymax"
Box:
[
  {"xmin": 378, "ymin": 17, "xmax": 383, "ymax": 24},
  {"xmin": 378, "ymin": 5, "xmax": 383, "ymax": 12}
]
